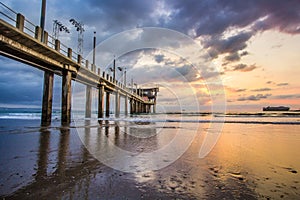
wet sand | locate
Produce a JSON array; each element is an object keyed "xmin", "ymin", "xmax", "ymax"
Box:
[{"xmin": 0, "ymin": 118, "xmax": 299, "ymax": 199}]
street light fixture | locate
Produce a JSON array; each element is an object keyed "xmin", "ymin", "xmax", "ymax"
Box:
[
  {"xmin": 69, "ymin": 18, "xmax": 84, "ymax": 56},
  {"xmin": 134, "ymin": 83, "xmax": 138, "ymax": 94},
  {"xmin": 52, "ymin": 20, "xmax": 69, "ymax": 44}
]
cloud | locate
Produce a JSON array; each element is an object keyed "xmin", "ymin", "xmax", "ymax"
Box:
[
  {"xmin": 251, "ymin": 88, "xmax": 272, "ymax": 92},
  {"xmin": 204, "ymin": 32, "xmax": 253, "ymax": 57},
  {"xmin": 0, "ymin": 57, "xmax": 65, "ymax": 108},
  {"xmin": 271, "ymin": 44, "xmax": 282, "ymax": 49},
  {"xmin": 168, "ymin": 0, "xmax": 300, "ymax": 36},
  {"xmin": 240, "ymin": 51, "xmax": 249, "ymax": 57},
  {"xmin": 271, "ymin": 94, "xmax": 300, "ymax": 100},
  {"xmin": 236, "ymin": 89, "xmax": 247, "ymax": 92},
  {"xmin": 237, "ymin": 94, "xmax": 272, "ymax": 101},
  {"xmin": 277, "ymin": 82, "xmax": 289, "ymax": 86},
  {"xmin": 223, "ymin": 51, "xmax": 249, "ymax": 65},
  {"xmin": 231, "ymin": 64, "xmax": 257, "ymax": 72},
  {"xmin": 225, "ymin": 86, "xmax": 247, "ymax": 93},
  {"xmin": 224, "ymin": 52, "xmax": 241, "ymax": 63},
  {"xmin": 154, "ymin": 54, "xmax": 165, "ymax": 63},
  {"xmin": 128, "ymin": 63, "xmax": 200, "ymax": 83}
]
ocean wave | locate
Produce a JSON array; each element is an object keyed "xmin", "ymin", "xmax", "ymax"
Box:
[{"xmin": 81, "ymin": 117, "xmax": 300, "ymax": 125}]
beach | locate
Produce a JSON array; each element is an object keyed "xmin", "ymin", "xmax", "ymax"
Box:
[{"xmin": 0, "ymin": 113, "xmax": 299, "ymax": 199}]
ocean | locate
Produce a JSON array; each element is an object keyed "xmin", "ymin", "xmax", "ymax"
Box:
[{"xmin": 0, "ymin": 108, "xmax": 300, "ymax": 199}]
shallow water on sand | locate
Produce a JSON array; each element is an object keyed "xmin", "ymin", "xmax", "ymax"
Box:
[{"xmin": 0, "ymin": 116, "xmax": 299, "ymax": 199}]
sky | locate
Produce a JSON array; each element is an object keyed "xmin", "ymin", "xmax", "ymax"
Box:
[{"xmin": 0, "ymin": 0, "xmax": 299, "ymax": 112}]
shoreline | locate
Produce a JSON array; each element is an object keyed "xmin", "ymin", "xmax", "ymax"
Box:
[{"xmin": 0, "ymin": 118, "xmax": 299, "ymax": 199}]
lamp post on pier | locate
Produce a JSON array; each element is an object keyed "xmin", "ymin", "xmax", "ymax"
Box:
[
  {"xmin": 92, "ymin": 31, "xmax": 96, "ymax": 72},
  {"xmin": 40, "ymin": 0, "xmax": 46, "ymax": 42},
  {"xmin": 109, "ymin": 58, "xmax": 116, "ymax": 82}
]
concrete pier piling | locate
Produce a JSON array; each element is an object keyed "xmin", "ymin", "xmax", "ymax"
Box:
[
  {"xmin": 98, "ymin": 85, "xmax": 105, "ymax": 118},
  {"xmin": 41, "ymin": 71, "xmax": 54, "ymax": 126},
  {"xmin": 115, "ymin": 90, "xmax": 120, "ymax": 117},
  {"xmin": 61, "ymin": 70, "xmax": 72, "ymax": 125},
  {"xmin": 106, "ymin": 92, "xmax": 110, "ymax": 117},
  {"xmin": 85, "ymin": 85, "xmax": 92, "ymax": 118}
]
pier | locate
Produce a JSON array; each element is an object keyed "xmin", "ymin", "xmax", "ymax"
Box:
[{"xmin": 0, "ymin": 3, "xmax": 159, "ymax": 126}]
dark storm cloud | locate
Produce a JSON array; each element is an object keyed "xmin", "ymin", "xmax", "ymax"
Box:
[
  {"xmin": 237, "ymin": 94, "xmax": 271, "ymax": 101},
  {"xmin": 167, "ymin": 0, "xmax": 300, "ymax": 36},
  {"xmin": 0, "ymin": 57, "xmax": 63, "ymax": 107},
  {"xmin": 49, "ymin": 0, "xmax": 300, "ymax": 56},
  {"xmin": 0, "ymin": 58, "xmax": 43, "ymax": 105},
  {"xmin": 205, "ymin": 32, "xmax": 253, "ymax": 55},
  {"xmin": 66, "ymin": 0, "xmax": 158, "ymax": 35},
  {"xmin": 165, "ymin": 0, "xmax": 300, "ymax": 63}
]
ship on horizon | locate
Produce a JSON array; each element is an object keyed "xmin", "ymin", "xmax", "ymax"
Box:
[{"xmin": 263, "ymin": 106, "xmax": 290, "ymax": 111}]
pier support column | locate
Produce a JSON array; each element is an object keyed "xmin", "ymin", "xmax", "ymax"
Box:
[
  {"xmin": 115, "ymin": 90, "xmax": 120, "ymax": 117},
  {"xmin": 153, "ymin": 97, "xmax": 157, "ymax": 113},
  {"xmin": 61, "ymin": 70, "xmax": 72, "ymax": 125},
  {"xmin": 106, "ymin": 92, "xmax": 110, "ymax": 117},
  {"xmin": 41, "ymin": 71, "xmax": 54, "ymax": 126},
  {"xmin": 135, "ymin": 101, "xmax": 139, "ymax": 113},
  {"xmin": 125, "ymin": 95, "xmax": 128, "ymax": 116},
  {"xmin": 139, "ymin": 103, "xmax": 143, "ymax": 113},
  {"xmin": 98, "ymin": 85, "xmax": 105, "ymax": 118},
  {"xmin": 85, "ymin": 85, "xmax": 92, "ymax": 118},
  {"xmin": 130, "ymin": 99, "xmax": 134, "ymax": 114}
]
